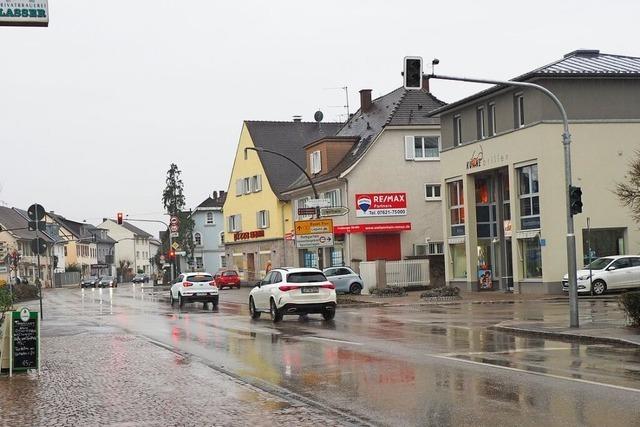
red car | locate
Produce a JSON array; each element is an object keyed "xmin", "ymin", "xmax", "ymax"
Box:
[{"xmin": 214, "ymin": 270, "xmax": 241, "ymax": 289}]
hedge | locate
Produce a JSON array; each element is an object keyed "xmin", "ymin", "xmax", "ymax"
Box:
[{"xmin": 618, "ymin": 291, "xmax": 640, "ymax": 326}]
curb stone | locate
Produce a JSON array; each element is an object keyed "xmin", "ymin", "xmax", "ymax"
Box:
[{"xmin": 491, "ymin": 324, "xmax": 640, "ymax": 348}]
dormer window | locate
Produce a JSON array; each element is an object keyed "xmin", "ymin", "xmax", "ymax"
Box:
[{"xmin": 310, "ymin": 150, "xmax": 321, "ymax": 174}]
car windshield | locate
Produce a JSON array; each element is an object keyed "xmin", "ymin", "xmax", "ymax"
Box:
[
  {"xmin": 287, "ymin": 272, "xmax": 327, "ymax": 283},
  {"xmin": 134, "ymin": 274, "xmax": 144, "ymax": 278},
  {"xmin": 222, "ymin": 271, "xmax": 237, "ymax": 277},
  {"xmin": 102, "ymin": 276, "xmax": 113, "ymax": 280},
  {"xmin": 585, "ymin": 257, "xmax": 614, "ymax": 270},
  {"xmin": 186, "ymin": 274, "xmax": 213, "ymax": 283},
  {"xmin": 86, "ymin": 276, "xmax": 98, "ymax": 280}
]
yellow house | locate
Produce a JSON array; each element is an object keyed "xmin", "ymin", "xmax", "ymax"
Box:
[{"xmin": 224, "ymin": 120, "xmax": 341, "ymax": 281}]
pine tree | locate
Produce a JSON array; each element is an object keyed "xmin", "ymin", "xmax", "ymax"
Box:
[{"xmin": 161, "ymin": 163, "xmax": 195, "ymax": 272}]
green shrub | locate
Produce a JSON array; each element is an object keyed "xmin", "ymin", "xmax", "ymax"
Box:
[
  {"xmin": 0, "ymin": 287, "xmax": 13, "ymax": 313},
  {"xmin": 421, "ymin": 286, "xmax": 461, "ymax": 298},
  {"xmin": 12, "ymin": 283, "xmax": 39, "ymax": 303},
  {"xmin": 370, "ymin": 287, "xmax": 406, "ymax": 297},
  {"xmin": 619, "ymin": 291, "xmax": 640, "ymax": 326}
]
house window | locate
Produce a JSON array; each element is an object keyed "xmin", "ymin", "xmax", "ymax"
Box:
[
  {"xmin": 429, "ymin": 242, "xmax": 444, "ymax": 255},
  {"xmin": 220, "ymin": 254, "xmax": 227, "ymax": 268},
  {"xmin": 518, "ymin": 164, "xmax": 540, "ymax": 230},
  {"xmin": 488, "ymin": 103, "xmax": 496, "ymax": 136},
  {"xmin": 64, "ymin": 246, "xmax": 67, "ymax": 256},
  {"xmin": 243, "ymin": 177, "xmax": 252, "ymax": 194},
  {"xmin": 195, "ymin": 257, "xmax": 204, "ymax": 270},
  {"xmin": 228, "ymin": 215, "xmax": 242, "ymax": 232},
  {"xmin": 477, "ymin": 107, "xmax": 486, "ymax": 140},
  {"xmin": 414, "ymin": 136, "xmax": 440, "ymax": 159},
  {"xmin": 257, "ymin": 210, "xmax": 270, "ymax": 229},
  {"xmin": 136, "ymin": 251, "xmax": 140, "ymax": 259},
  {"xmin": 453, "ymin": 115, "xmax": 462, "ymax": 146},
  {"xmin": 324, "ymin": 189, "xmax": 341, "ymax": 207},
  {"xmin": 219, "ymin": 231, "xmax": 225, "ymax": 246},
  {"xmin": 310, "ymin": 150, "xmax": 321, "ymax": 174},
  {"xmin": 515, "ymin": 93, "xmax": 525, "ymax": 128},
  {"xmin": 425, "ymin": 184, "xmax": 441, "ymax": 201},
  {"xmin": 448, "ymin": 181, "xmax": 465, "ymax": 236},
  {"xmin": 296, "ymin": 197, "xmax": 311, "ymax": 220},
  {"xmin": 329, "ymin": 247, "xmax": 344, "ymax": 267},
  {"xmin": 194, "ymin": 233, "xmax": 202, "ymax": 246},
  {"xmin": 252, "ymin": 175, "xmax": 262, "ymax": 192},
  {"xmin": 206, "ymin": 212, "xmax": 214, "ymax": 225}
]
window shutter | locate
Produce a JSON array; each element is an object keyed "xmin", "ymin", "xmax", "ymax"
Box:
[
  {"xmin": 227, "ymin": 217, "xmax": 232, "ymax": 232},
  {"xmin": 265, "ymin": 210, "xmax": 270, "ymax": 228},
  {"xmin": 404, "ymin": 136, "xmax": 415, "ymax": 160},
  {"xmin": 256, "ymin": 211, "xmax": 261, "ymax": 228},
  {"xmin": 255, "ymin": 175, "xmax": 262, "ymax": 192},
  {"xmin": 236, "ymin": 179, "xmax": 243, "ymax": 196},
  {"xmin": 237, "ymin": 215, "xmax": 242, "ymax": 231}
]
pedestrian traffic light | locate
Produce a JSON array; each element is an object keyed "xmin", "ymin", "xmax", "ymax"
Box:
[
  {"xmin": 404, "ymin": 56, "xmax": 423, "ymax": 90},
  {"xmin": 117, "ymin": 212, "xmax": 123, "ymax": 225},
  {"xmin": 569, "ymin": 186, "xmax": 583, "ymax": 216}
]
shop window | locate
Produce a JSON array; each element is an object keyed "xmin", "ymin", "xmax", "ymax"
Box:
[
  {"xmin": 582, "ymin": 228, "xmax": 625, "ymax": 265},
  {"xmin": 330, "ymin": 247, "xmax": 344, "ymax": 267},
  {"xmin": 450, "ymin": 243, "xmax": 466, "ymax": 278},
  {"xmin": 518, "ymin": 164, "xmax": 540, "ymax": 230},
  {"xmin": 448, "ymin": 181, "xmax": 465, "ymax": 236},
  {"xmin": 302, "ymin": 250, "xmax": 319, "ymax": 268},
  {"xmin": 520, "ymin": 236, "xmax": 542, "ymax": 279}
]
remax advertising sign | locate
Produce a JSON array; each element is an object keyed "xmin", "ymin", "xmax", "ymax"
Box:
[
  {"xmin": 355, "ymin": 192, "xmax": 407, "ymax": 217},
  {"xmin": 0, "ymin": 1, "xmax": 49, "ymax": 27}
]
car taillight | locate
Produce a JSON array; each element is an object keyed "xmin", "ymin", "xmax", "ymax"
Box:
[
  {"xmin": 209, "ymin": 281, "xmax": 216, "ymax": 286},
  {"xmin": 320, "ymin": 283, "xmax": 335, "ymax": 290},
  {"xmin": 184, "ymin": 282, "xmax": 193, "ymax": 287},
  {"xmin": 279, "ymin": 285, "xmax": 301, "ymax": 292}
]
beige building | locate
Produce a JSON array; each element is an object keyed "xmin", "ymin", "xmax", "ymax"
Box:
[
  {"xmin": 435, "ymin": 49, "xmax": 640, "ymax": 294},
  {"xmin": 282, "ymin": 80, "xmax": 446, "ymax": 282}
]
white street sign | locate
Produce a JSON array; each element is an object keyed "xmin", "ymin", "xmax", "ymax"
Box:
[
  {"xmin": 306, "ymin": 199, "xmax": 331, "ymax": 208},
  {"xmin": 170, "ymin": 231, "xmax": 179, "ymax": 238},
  {"xmin": 175, "ymin": 251, "xmax": 186, "ymax": 256},
  {"xmin": 295, "ymin": 233, "xmax": 334, "ymax": 248},
  {"xmin": 320, "ymin": 206, "xmax": 349, "ymax": 217}
]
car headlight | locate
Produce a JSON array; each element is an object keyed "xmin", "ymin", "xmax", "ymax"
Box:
[{"xmin": 577, "ymin": 274, "xmax": 591, "ymax": 281}]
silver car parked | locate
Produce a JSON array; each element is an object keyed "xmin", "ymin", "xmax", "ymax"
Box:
[{"xmin": 323, "ymin": 267, "xmax": 363, "ymax": 294}]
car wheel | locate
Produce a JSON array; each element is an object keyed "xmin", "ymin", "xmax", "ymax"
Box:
[
  {"xmin": 178, "ymin": 293, "xmax": 185, "ymax": 307},
  {"xmin": 270, "ymin": 299, "xmax": 283, "ymax": 323},
  {"xmin": 249, "ymin": 297, "xmax": 260, "ymax": 319},
  {"xmin": 322, "ymin": 309, "xmax": 336, "ymax": 321},
  {"xmin": 212, "ymin": 296, "xmax": 219, "ymax": 310},
  {"xmin": 350, "ymin": 283, "xmax": 363, "ymax": 295},
  {"xmin": 591, "ymin": 280, "xmax": 607, "ymax": 296},
  {"xmin": 169, "ymin": 291, "xmax": 175, "ymax": 306}
]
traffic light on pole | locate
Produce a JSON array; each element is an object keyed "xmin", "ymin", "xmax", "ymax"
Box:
[
  {"xmin": 117, "ymin": 212, "xmax": 123, "ymax": 225},
  {"xmin": 569, "ymin": 186, "xmax": 583, "ymax": 216},
  {"xmin": 403, "ymin": 56, "xmax": 423, "ymax": 90},
  {"xmin": 169, "ymin": 249, "xmax": 176, "ymax": 260}
]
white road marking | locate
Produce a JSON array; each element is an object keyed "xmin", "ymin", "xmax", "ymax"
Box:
[
  {"xmin": 440, "ymin": 346, "xmax": 586, "ymax": 357},
  {"xmin": 432, "ymin": 354, "xmax": 640, "ymax": 393},
  {"xmin": 305, "ymin": 336, "xmax": 363, "ymax": 346}
]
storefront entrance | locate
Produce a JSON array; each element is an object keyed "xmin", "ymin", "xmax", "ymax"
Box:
[{"xmin": 474, "ymin": 169, "xmax": 513, "ymax": 291}]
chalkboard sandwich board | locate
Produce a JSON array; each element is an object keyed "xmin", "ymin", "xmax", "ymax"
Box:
[{"xmin": 11, "ymin": 308, "xmax": 39, "ymax": 372}]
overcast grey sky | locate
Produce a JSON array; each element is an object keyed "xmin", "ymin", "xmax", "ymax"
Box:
[{"xmin": 1, "ymin": 0, "xmax": 639, "ymax": 236}]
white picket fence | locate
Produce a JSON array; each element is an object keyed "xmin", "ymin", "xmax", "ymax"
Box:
[{"xmin": 359, "ymin": 259, "xmax": 430, "ymax": 292}]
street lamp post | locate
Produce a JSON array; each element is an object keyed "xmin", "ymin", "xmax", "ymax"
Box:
[
  {"xmin": 427, "ymin": 72, "xmax": 579, "ymax": 328},
  {"xmin": 124, "ymin": 218, "xmax": 174, "ymax": 282}
]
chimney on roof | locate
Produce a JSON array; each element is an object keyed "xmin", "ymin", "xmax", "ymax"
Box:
[
  {"xmin": 564, "ymin": 49, "xmax": 600, "ymax": 58},
  {"xmin": 219, "ymin": 190, "xmax": 226, "ymax": 201},
  {"xmin": 212, "ymin": 190, "xmax": 218, "ymax": 200},
  {"xmin": 422, "ymin": 75, "xmax": 430, "ymax": 92},
  {"xmin": 360, "ymin": 89, "xmax": 372, "ymax": 112},
  {"xmin": 292, "ymin": 115, "xmax": 302, "ymax": 122}
]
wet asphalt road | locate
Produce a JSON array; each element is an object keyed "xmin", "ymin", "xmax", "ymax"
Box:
[{"xmin": 10, "ymin": 284, "xmax": 640, "ymax": 426}]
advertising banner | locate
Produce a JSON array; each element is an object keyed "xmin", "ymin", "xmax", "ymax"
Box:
[
  {"xmin": 355, "ymin": 193, "xmax": 407, "ymax": 217},
  {"xmin": 0, "ymin": 1, "xmax": 49, "ymax": 27}
]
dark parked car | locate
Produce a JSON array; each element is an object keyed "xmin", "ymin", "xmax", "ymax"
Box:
[
  {"xmin": 99, "ymin": 276, "xmax": 118, "ymax": 288},
  {"xmin": 80, "ymin": 276, "xmax": 101, "ymax": 288},
  {"xmin": 132, "ymin": 274, "xmax": 149, "ymax": 284}
]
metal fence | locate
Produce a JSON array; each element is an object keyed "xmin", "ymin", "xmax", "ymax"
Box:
[
  {"xmin": 386, "ymin": 259, "xmax": 429, "ymax": 288},
  {"xmin": 54, "ymin": 271, "xmax": 81, "ymax": 287},
  {"xmin": 359, "ymin": 259, "xmax": 430, "ymax": 290}
]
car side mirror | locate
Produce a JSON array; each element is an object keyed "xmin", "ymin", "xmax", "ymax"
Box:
[
  {"xmin": 256, "ymin": 281, "xmax": 262, "ymax": 288},
  {"xmin": 607, "ymin": 266, "xmax": 617, "ymax": 271}
]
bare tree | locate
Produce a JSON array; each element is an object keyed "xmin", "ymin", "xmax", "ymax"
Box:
[{"xmin": 616, "ymin": 151, "xmax": 640, "ymax": 223}]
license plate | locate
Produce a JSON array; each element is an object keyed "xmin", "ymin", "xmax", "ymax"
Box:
[{"xmin": 301, "ymin": 287, "xmax": 319, "ymax": 294}]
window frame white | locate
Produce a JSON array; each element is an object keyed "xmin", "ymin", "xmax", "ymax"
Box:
[
  {"xmin": 488, "ymin": 102, "xmax": 497, "ymax": 136},
  {"xmin": 243, "ymin": 177, "xmax": 252, "ymax": 194},
  {"xmin": 413, "ymin": 136, "xmax": 441, "ymax": 160},
  {"xmin": 252, "ymin": 174, "xmax": 262, "ymax": 193},
  {"xmin": 257, "ymin": 210, "xmax": 270, "ymax": 229},
  {"xmin": 477, "ymin": 106, "xmax": 486, "ymax": 140},
  {"xmin": 323, "ymin": 189, "xmax": 341, "ymax": 207},
  {"xmin": 194, "ymin": 232, "xmax": 202, "ymax": 246},
  {"xmin": 516, "ymin": 93, "xmax": 525, "ymax": 128},
  {"xmin": 219, "ymin": 231, "xmax": 225, "ymax": 246},
  {"xmin": 228, "ymin": 214, "xmax": 242, "ymax": 232},
  {"xmin": 205, "ymin": 212, "xmax": 214, "ymax": 225},
  {"xmin": 296, "ymin": 197, "xmax": 312, "ymax": 220},
  {"xmin": 454, "ymin": 115, "xmax": 462, "ymax": 146},
  {"xmin": 424, "ymin": 184, "xmax": 442, "ymax": 201},
  {"xmin": 448, "ymin": 180, "xmax": 465, "ymax": 236},
  {"xmin": 310, "ymin": 150, "xmax": 321, "ymax": 174}
]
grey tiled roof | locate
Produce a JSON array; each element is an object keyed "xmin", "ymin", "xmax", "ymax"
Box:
[
  {"xmin": 119, "ymin": 221, "xmax": 154, "ymax": 238},
  {"xmin": 245, "ymin": 121, "xmax": 342, "ymax": 198},
  {"xmin": 196, "ymin": 194, "xmax": 226, "ymax": 209},
  {"xmin": 431, "ymin": 50, "xmax": 640, "ymax": 115},
  {"xmin": 286, "ymin": 87, "xmax": 445, "ymax": 192},
  {"xmin": 0, "ymin": 207, "xmax": 54, "ymax": 242}
]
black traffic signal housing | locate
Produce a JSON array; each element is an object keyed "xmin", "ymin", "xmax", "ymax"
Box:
[
  {"xmin": 117, "ymin": 212, "xmax": 123, "ymax": 225},
  {"xmin": 169, "ymin": 249, "xmax": 176, "ymax": 260},
  {"xmin": 569, "ymin": 186, "xmax": 583, "ymax": 216},
  {"xmin": 404, "ymin": 56, "xmax": 423, "ymax": 90}
]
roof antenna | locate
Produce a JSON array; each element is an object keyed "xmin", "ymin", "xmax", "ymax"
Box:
[{"xmin": 314, "ymin": 110, "xmax": 324, "ymax": 128}]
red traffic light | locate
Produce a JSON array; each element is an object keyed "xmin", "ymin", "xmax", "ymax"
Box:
[
  {"xmin": 169, "ymin": 249, "xmax": 176, "ymax": 259},
  {"xmin": 117, "ymin": 212, "xmax": 123, "ymax": 225}
]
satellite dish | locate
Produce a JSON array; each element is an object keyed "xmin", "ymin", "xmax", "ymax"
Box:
[{"xmin": 314, "ymin": 110, "xmax": 324, "ymax": 122}]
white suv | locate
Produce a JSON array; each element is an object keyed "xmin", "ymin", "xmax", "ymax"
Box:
[
  {"xmin": 562, "ymin": 255, "xmax": 640, "ymax": 295},
  {"xmin": 248, "ymin": 268, "xmax": 337, "ymax": 322},
  {"xmin": 170, "ymin": 272, "xmax": 219, "ymax": 308}
]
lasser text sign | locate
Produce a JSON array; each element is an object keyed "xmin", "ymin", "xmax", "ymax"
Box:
[
  {"xmin": 356, "ymin": 192, "xmax": 407, "ymax": 217},
  {"xmin": 0, "ymin": 1, "xmax": 48, "ymax": 26}
]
